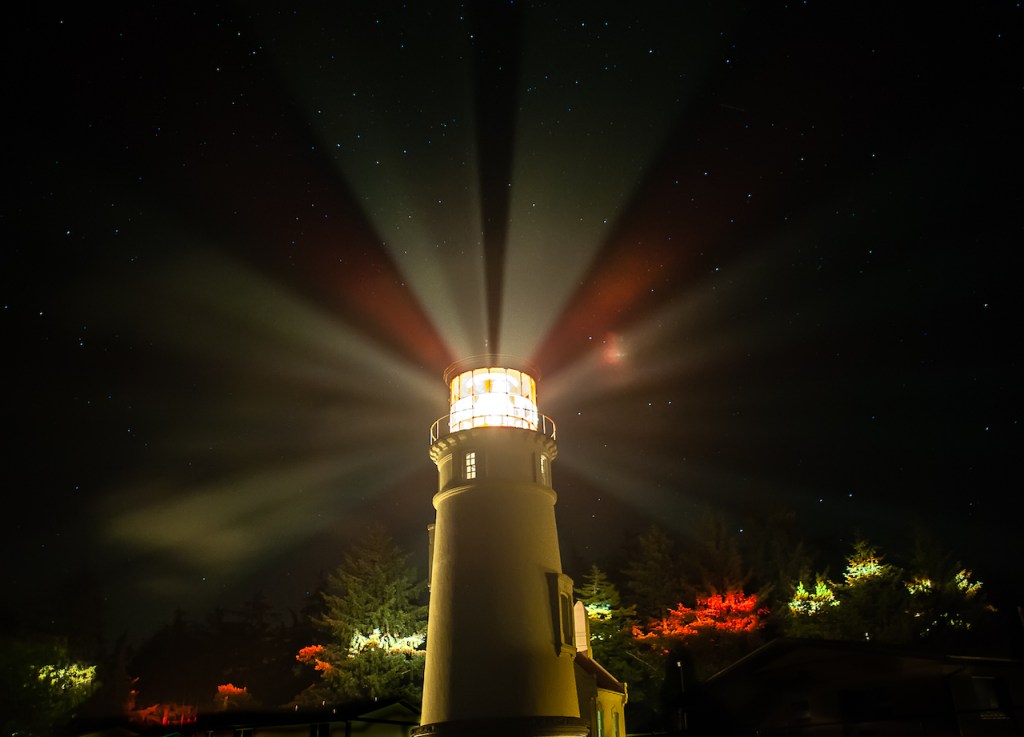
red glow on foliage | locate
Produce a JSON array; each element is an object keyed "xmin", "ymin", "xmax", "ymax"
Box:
[
  {"xmin": 634, "ymin": 592, "xmax": 768, "ymax": 640},
  {"xmin": 217, "ymin": 683, "xmax": 247, "ymax": 695},
  {"xmin": 128, "ymin": 702, "xmax": 197, "ymax": 726},
  {"xmin": 296, "ymin": 643, "xmax": 333, "ymax": 671}
]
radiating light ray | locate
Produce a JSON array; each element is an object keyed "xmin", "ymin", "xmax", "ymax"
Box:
[
  {"xmin": 498, "ymin": 4, "xmax": 732, "ymax": 358},
  {"xmin": 540, "ymin": 213, "xmax": 919, "ymax": 538},
  {"xmin": 85, "ymin": 246, "xmax": 443, "ymax": 635},
  {"xmin": 101, "ymin": 449, "xmax": 419, "ymax": 613},
  {"xmin": 257, "ymin": 8, "xmax": 489, "ymax": 359},
  {"xmin": 540, "ymin": 202, "xmax": 880, "ymax": 412},
  {"xmin": 103, "ymin": 456, "xmax": 386, "ymax": 567},
  {"xmin": 126, "ymin": 249, "xmax": 442, "ymax": 408},
  {"xmin": 84, "ymin": 6, "xmax": 962, "ymax": 638}
]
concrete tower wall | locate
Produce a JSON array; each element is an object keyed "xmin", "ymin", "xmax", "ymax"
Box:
[{"xmin": 421, "ymin": 427, "xmax": 581, "ymax": 728}]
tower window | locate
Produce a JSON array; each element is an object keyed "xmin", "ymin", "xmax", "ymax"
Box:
[
  {"xmin": 540, "ymin": 454, "xmax": 549, "ymax": 485},
  {"xmin": 560, "ymin": 593, "xmax": 574, "ymax": 648},
  {"xmin": 465, "ymin": 451, "xmax": 477, "ymax": 480},
  {"xmin": 549, "ymin": 572, "xmax": 576, "ymax": 654}
]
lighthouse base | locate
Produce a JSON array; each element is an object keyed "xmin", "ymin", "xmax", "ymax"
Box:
[{"xmin": 413, "ymin": 716, "xmax": 587, "ymax": 737}]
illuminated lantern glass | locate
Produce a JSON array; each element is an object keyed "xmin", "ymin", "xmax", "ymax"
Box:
[{"xmin": 448, "ymin": 366, "xmax": 539, "ymax": 432}]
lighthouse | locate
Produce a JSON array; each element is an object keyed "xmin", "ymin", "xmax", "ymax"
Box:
[{"xmin": 416, "ymin": 356, "xmax": 586, "ymax": 737}]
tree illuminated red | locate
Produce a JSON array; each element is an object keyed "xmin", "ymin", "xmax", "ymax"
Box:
[
  {"xmin": 296, "ymin": 644, "xmax": 333, "ymax": 671},
  {"xmin": 634, "ymin": 592, "xmax": 767, "ymax": 639}
]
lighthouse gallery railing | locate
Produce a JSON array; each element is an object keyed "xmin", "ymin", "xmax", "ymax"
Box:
[{"xmin": 430, "ymin": 414, "xmax": 557, "ymax": 444}]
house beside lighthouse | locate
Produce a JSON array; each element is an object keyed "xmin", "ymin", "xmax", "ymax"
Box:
[{"xmin": 416, "ymin": 356, "xmax": 624, "ymax": 737}]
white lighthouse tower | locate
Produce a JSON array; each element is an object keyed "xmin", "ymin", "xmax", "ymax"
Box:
[{"xmin": 416, "ymin": 356, "xmax": 586, "ymax": 737}]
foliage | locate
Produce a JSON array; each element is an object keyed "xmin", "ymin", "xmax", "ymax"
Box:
[
  {"xmin": 788, "ymin": 576, "xmax": 839, "ymax": 616},
  {"xmin": 297, "ymin": 523, "xmax": 428, "ymax": 704},
  {"xmin": 575, "ymin": 566, "xmax": 653, "ymax": 690},
  {"xmin": 743, "ymin": 505, "xmax": 813, "ymax": 615},
  {"xmin": 784, "ymin": 538, "xmax": 906, "ymax": 642},
  {"xmin": 621, "ymin": 525, "xmax": 685, "ymax": 622},
  {"xmin": 843, "ymin": 538, "xmax": 893, "ymax": 584},
  {"xmin": 213, "ymin": 682, "xmax": 257, "ymax": 711},
  {"xmin": 783, "ymin": 537, "xmax": 997, "ymax": 647},
  {"xmin": 129, "ymin": 701, "xmax": 197, "ymax": 726},
  {"xmin": 636, "ymin": 592, "xmax": 767, "ymax": 640},
  {"xmin": 0, "ymin": 635, "xmax": 99, "ymax": 737},
  {"xmin": 127, "ymin": 597, "xmax": 316, "ymax": 716},
  {"xmin": 682, "ymin": 509, "xmax": 754, "ymax": 599},
  {"xmin": 632, "ymin": 589, "xmax": 769, "ymax": 683}
]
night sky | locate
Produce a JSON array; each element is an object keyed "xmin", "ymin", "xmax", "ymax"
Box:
[{"xmin": 4, "ymin": 2, "xmax": 1021, "ymax": 644}]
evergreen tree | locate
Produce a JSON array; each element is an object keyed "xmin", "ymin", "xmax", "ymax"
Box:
[
  {"xmin": 0, "ymin": 634, "xmax": 99, "ymax": 737},
  {"xmin": 576, "ymin": 565, "xmax": 666, "ymax": 733},
  {"xmin": 683, "ymin": 508, "xmax": 752, "ymax": 599},
  {"xmin": 200, "ymin": 591, "xmax": 305, "ymax": 709},
  {"xmin": 295, "ymin": 524, "xmax": 428, "ymax": 704},
  {"xmin": 621, "ymin": 525, "xmax": 684, "ymax": 622},
  {"xmin": 784, "ymin": 537, "xmax": 907, "ymax": 643},
  {"xmin": 833, "ymin": 538, "xmax": 910, "ymax": 643},
  {"xmin": 902, "ymin": 532, "xmax": 998, "ymax": 649},
  {"xmin": 626, "ymin": 511, "xmax": 770, "ymax": 681},
  {"xmin": 783, "ymin": 567, "xmax": 841, "ymax": 639},
  {"xmin": 129, "ymin": 609, "xmax": 213, "ymax": 707},
  {"xmin": 744, "ymin": 505, "xmax": 813, "ymax": 619},
  {"xmin": 781, "ymin": 536, "xmax": 1001, "ymax": 647},
  {"xmin": 575, "ymin": 566, "xmax": 648, "ymax": 685},
  {"xmin": 634, "ymin": 591, "xmax": 769, "ymax": 681}
]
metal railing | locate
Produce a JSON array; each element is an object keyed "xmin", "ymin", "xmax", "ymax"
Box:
[{"xmin": 429, "ymin": 413, "xmax": 557, "ymax": 444}]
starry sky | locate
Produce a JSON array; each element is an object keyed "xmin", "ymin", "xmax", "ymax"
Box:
[{"xmin": 4, "ymin": 2, "xmax": 1021, "ymax": 643}]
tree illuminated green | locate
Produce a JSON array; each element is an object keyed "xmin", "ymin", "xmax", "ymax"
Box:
[
  {"xmin": 295, "ymin": 524, "xmax": 427, "ymax": 705},
  {"xmin": 0, "ymin": 635, "xmax": 98, "ymax": 737},
  {"xmin": 575, "ymin": 565, "xmax": 647, "ymax": 684},
  {"xmin": 785, "ymin": 538, "xmax": 908, "ymax": 642},
  {"xmin": 901, "ymin": 532, "xmax": 997, "ymax": 647},
  {"xmin": 783, "ymin": 536, "xmax": 997, "ymax": 647}
]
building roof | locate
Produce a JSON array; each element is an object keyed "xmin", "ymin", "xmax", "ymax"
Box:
[
  {"xmin": 706, "ymin": 636, "xmax": 1024, "ymax": 685},
  {"xmin": 574, "ymin": 651, "xmax": 627, "ymax": 695}
]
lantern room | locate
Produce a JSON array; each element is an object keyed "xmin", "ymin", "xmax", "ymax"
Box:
[{"xmin": 446, "ymin": 364, "xmax": 540, "ymax": 433}]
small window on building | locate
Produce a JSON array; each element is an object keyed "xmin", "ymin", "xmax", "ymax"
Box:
[
  {"xmin": 548, "ymin": 572, "xmax": 576, "ymax": 654},
  {"xmin": 560, "ymin": 593, "xmax": 574, "ymax": 648},
  {"xmin": 540, "ymin": 454, "xmax": 549, "ymax": 485},
  {"xmin": 465, "ymin": 451, "xmax": 477, "ymax": 480},
  {"xmin": 595, "ymin": 708, "xmax": 604, "ymax": 737},
  {"xmin": 613, "ymin": 711, "xmax": 620, "ymax": 737}
]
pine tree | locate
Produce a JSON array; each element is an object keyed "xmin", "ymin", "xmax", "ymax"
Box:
[
  {"xmin": 903, "ymin": 531, "xmax": 997, "ymax": 648},
  {"xmin": 833, "ymin": 538, "xmax": 910, "ymax": 643},
  {"xmin": 783, "ymin": 537, "xmax": 907, "ymax": 643},
  {"xmin": 621, "ymin": 526, "xmax": 684, "ymax": 622},
  {"xmin": 575, "ymin": 566, "xmax": 645, "ymax": 679},
  {"xmin": 576, "ymin": 565, "xmax": 663, "ymax": 731},
  {"xmin": 0, "ymin": 634, "xmax": 99, "ymax": 737},
  {"xmin": 683, "ymin": 508, "xmax": 752, "ymax": 599},
  {"xmin": 295, "ymin": 524, "xmax": 427, "ymax": 704},
  {"xmin": 781, "ymin": 534, "xmax": 1000, "ymax": 650},
  {"xmin": 744, "ymin": 505, "xmax": 813, "ymax": 618},
  {"xmin": 634, "ymin": 591, "xmax": 769, "ymax": 681}
]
